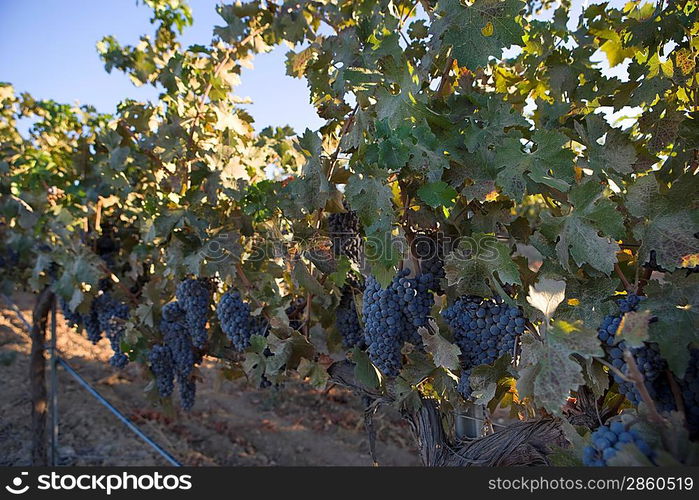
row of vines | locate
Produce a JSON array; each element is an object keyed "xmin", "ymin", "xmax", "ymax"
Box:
[{"xmin": 1, "ymin": 0, "xmax": 698, "ymax": 466}]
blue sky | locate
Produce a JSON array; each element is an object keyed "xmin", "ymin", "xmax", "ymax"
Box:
[
  {"xmin": 0, "ymin": 0, "xmax": 630, "ymax": 134},
  {"xmin": 0, "ymin": 0, "xmax": 324, "ymax": 132}
]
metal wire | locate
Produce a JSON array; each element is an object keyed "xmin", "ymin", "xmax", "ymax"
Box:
[
  {"xmin": 56, "ymin": 357, "xmax": 182, "ymax": 467},
  {"xmin": 1, "ymin": 294, "xmax": 32, "ymax": 331}
]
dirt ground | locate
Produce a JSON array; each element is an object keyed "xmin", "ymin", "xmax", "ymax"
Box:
[{"xmin": 0, "ymin": 293, "xmax": 419, "ymax": 466}]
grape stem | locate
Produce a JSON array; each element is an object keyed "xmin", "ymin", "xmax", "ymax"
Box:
[
  {"xmin": 636, "ymin": 266, "xmax": 653, "ymax": 296},
  {"xmin": 398, "ymin": 185, "xmax": 420, "ymax": 274},
  {"xmin": 312, "ymin": 105, "xmax": 359, "ymax": 231},
  {"xmin": 97, "ymin": 262, "xmax": 138, "ymax": 305},
  {"xmin": 235, "ymin": 262, "xmax": 271, "ymax": 321},
  {"xmin": 116, "ymin": 120, "xmax": 165, "ymax": 170},
  {"xmin": 623, "ymin": 350, "xmax": 666, "ymax": 425},
  {"xmin": 614, "ymin": 263, "xmax": 634, "ymax": 293},
  {"xmin": 436, "ymin": 55, "xmax": 455, "ymax": 97},
  {"xmin": 596, "ymin": 357, "xmax": 633, "ymax": 383}
]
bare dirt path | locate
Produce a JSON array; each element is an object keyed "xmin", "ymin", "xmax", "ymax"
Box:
[{"xmin": 0, "ymin": 293, "xmax": 418, "ymax": 466}]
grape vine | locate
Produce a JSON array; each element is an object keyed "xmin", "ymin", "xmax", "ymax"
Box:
[{"xmin": 1, "ymin": 0, "xmax": 698, "ymax": 467}]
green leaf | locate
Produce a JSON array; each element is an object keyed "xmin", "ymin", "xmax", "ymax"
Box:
[
  {"xmin": 541, "ymin": 181, "xmax": 622, "ymax": 274},
  {"xmin": 556, "ymin": 276, "xmax": 620, "ymax": 326},
  {"xmin": 518, "ymin": 320, "xmax": 602, "ymax": 415},
  {"xmin": 463, "ymin": 95, "xmax": 528, "ymax": 152},
  {"xmin": 297, "ymin": 358, "xmax": 329, "ymax": 390},
  {"xmin": 419, "ymin": 324, "xmax": 461, "ymax": 371},
  {"xmin": 444, "ymin": 233, "xmax": 521, "ymax": 297},
  {"xmin": 644, "ymin": 272, "xmax": 699, "ymax": 375},
  {"xmin": 582, "ymin": 358, "xmax": 610, "ymax": 398},
  {"xmin": 408, "ymin": 122, "xmax": 451, "ymax": 182},
  {"xmin": 626, "ymin": 174, "xmax": 699, "ymax": 270},
  {"xmin": 352, "ymin": 347, "xmax": 381, "ymax": 389},
  {"xmin": 575, "ymin": 116, "xmax": 637, "ymax": 176},
  {"xmin": 417, "ymin": 181, "xmax": 457, "ymax": 208},
  {"xmin": 292, "ymin": 260, "xmax": 325, "ymax": 297},
  {"xmin": 469, "ymin": 355, "xmax": 516, "ymax": 405},
  {"xmin": 267, "ymin": 331, "xmax": 315, "ymax": 372},
  {"xmin": 493, "ymin": 130, "xmax": 574, "ymax": 201},
  {"xmin": 345, "ymin": 169, "xmax": 398, "ymax": 283},
  {"xmin": 287, "ymin": 129, "xmax": 329, "ymax": 214},
  {"xmin": 440, "ymin": 0, "xmax": 525, "ymax": 70},
  {"xmin": 327, "ymin": 256, "xmax": 352, "ymax": 288}
]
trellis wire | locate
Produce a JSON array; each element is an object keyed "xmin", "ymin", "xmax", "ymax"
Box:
[{"xmin": 56, "ymin": 356, "xmax": 182, "ymax": 467}]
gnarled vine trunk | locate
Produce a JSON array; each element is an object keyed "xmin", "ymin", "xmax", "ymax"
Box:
[{"xmin": 328, "ymin": 361, "xmax": 567, "ymax": 466}]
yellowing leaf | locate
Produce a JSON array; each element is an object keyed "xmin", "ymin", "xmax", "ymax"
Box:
[
  {"xmin": 481, "ymin": 21, "xmax": 494, "ymax": 37},
  {"xmin": 681, "ymin": 253, "xmax": 699, "ymax": 268}
]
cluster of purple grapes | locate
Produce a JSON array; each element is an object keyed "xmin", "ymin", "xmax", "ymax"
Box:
[
  {"xmin": 583, "ymin": 421, "xmax": 655, "ymax": 466},
  {"xmin": 154, "ymin": 301, "xmax": 198, "ymax": 410},
  {"xmin": 336, "ymin": 285, "xmax": 363, "ymax": 348},
  {"xmin": 216, "ymin": 290, "xmax": 268, "ymax": 352},
  {"xmin": 442, "ymin": 296, "xmax": 526, "ymax": 400},
  {"xmin": 0, "ymin": 247, "xmax": 20, "ymax": 269},
  {"xmin": 362, "ymin": 270, "xmax": 434, "ymax": 376},
  {"xmin": 597, "ymin": 294, "xmax": 675, "ymax": 412},
  {"xmin": 328, "ymin": 204, "xmax": 362, "ymax": 264},
  {"xmin": 176, "ymin": 278, "xmax": 213, "ymax": 348},
  {"xmin": 148, "ymin": 344, "xmax": 175, "ymax": 397},
  {"xmin": 61, "ymin": 292, "xmax": 131, "ymax": 367},
  {"xmin": 60, "ymin": 299, "xmax": 81, "ymax": 329},
  {"xmin": 412, "ymin": 233, "xmax": 446, "ymax": 294},
  {"xmin": 285, "ymin": 296, "xmax": 306, "ymax": 331},
  {"xmin": 95, "ymin": 293, "xmax": 131, "ymax": 368}
]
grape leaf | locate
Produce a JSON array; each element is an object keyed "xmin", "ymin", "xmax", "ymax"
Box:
[
  {"xmin": 463, "ymin": 94, "xmax": 528, "ymax": 152},
  {"xmin": 444, "ymin": 233, "xmax": 521, "ymax": 297},
  {"xmin": 518, "ymin": 320, "xmax": 602, "ymax": 415},
  {"xmin": 419, "ymin": 324, "xmax": 461, "ymax": 371},
  {"xmin": 555, "ymin": 276, "xmax": 620, "ymax": 326},
  {"xmin": 643, "ymin": 272, "xmax": 699, "ymax": 375},
  {"xmin": 493, "ymin": 129, "xmax": 574, "ymax": 201},
  {"xmin": 292, "ymin": 260, "xmax": 325, "ymax": 297},
  {"xmin": 286, "ymin": 129, "xmax": 330, "ymax": 213},
  {"xmin": 297, "ymin": 358, "xmax": 329, "ymax": 390},
  {"xmin": 469, "ymin": 355, "xmax": 516, "ymax": 405},
  {"xmin": 440, "ymin": 0, "xmax": 525, "ymax": 70},
  {"xmin": 541, "ymin": 181, "xmax": 622, "ymax": 275},
  {"xmin": 375, "ymin": 61, "xmax": 422, "ymax": 127},
  {"xmin": 417, "ymin": 181, "xmax": 457, "ymax": 208},
  {"xmin": 575, "ymin": 115, "xmax": 637, "ymax": 175},
  {"xmin": 345, "ymin": 169, "xmax": 398, "ymax": 284},
  {"xmin": 352, "ymin": 347, "xmax": 381, "ymax": 389},
  {"xmin": 375, "ymin": 120, "xmax": 412, "ymax": 172},
  {"xmin": 408, "ymin": 121, "xmax": 451, "ymax": 182},
  {"xmin": 267, "ymin": 331, "xmax": 315, "ymax": 372},
  {"xmin": 626, "ymin": 174, "xmax": 699, "ymax": 270}
]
